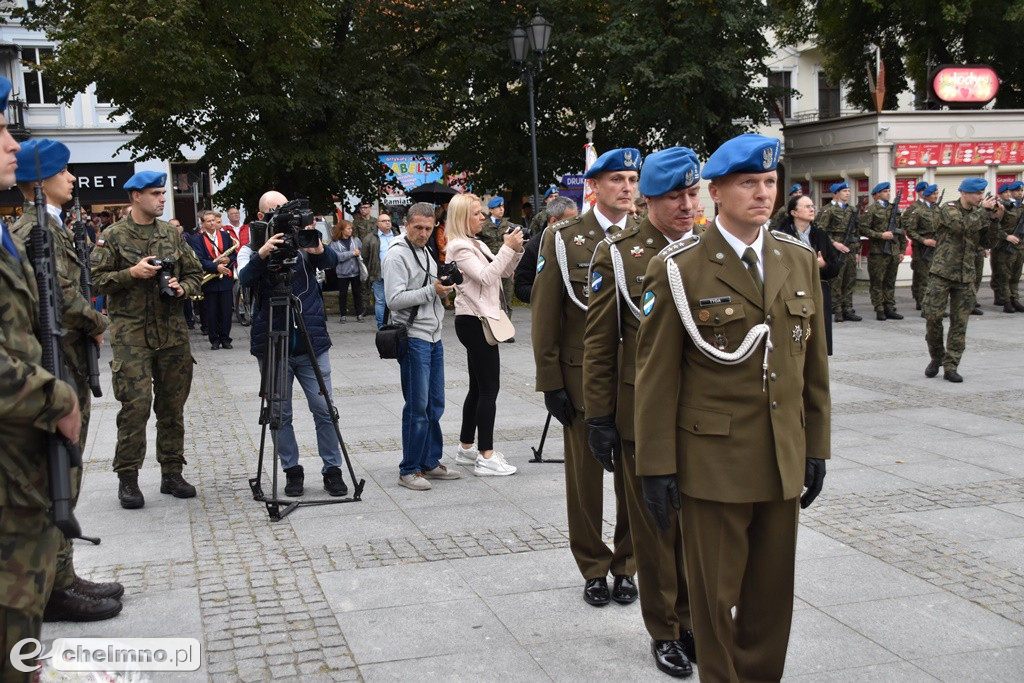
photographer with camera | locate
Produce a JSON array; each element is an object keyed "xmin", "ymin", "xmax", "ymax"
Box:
[
  {"xmin": 446, "ymin": 193, "xmax": 523, "ymax": 476},
  {"xmin": 237, "ymin": 191, "xmax": 348, "ymax": 497},
  {"xmin": 91, "ymin": 170, "xmax": 204, "ymax": 509},
  {"xmin": 383, "ymin": 202, "xmax": 457, "ymax": 491}
]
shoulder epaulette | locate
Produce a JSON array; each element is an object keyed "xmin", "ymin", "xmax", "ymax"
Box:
[
  {"xmin": 608, "ymin": 224, "xmax": 639, "ymax": 244},
  {"xmin": 770, "ymin": 230, "xmax": 814, "ymax": 253},
  {"xmin": 658, "ymin": 234, "xmax": 701, "ymax": 259},
  {"xmin": 550, "ymin": 216, "xmax": 580, "ymax": 232}
]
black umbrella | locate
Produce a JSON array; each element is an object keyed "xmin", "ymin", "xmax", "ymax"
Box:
[{"xmin": 409, "ymin": 181, "xmax": 458, "ymax": 205}]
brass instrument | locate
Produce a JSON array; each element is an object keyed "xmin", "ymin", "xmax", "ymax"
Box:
[{"xmin": 191, "ymin": 237, "xmax": 240, "ymax": 301}]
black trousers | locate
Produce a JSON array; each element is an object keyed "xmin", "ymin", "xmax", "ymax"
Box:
[
  {"xmin": 202, "ymin": 288, "xmax": 233, "ymax": 344},
  {"xmin": 455, "ymin": 315, "xmax": 500, "ymax": 452},
  {"xmin": 337, "ymin": 276, "xmax": 363, "ymax": 316}
]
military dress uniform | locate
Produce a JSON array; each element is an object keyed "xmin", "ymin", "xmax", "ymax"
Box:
[
  {"xmin": 923, "ymin": 188, "xmax": 1001, "ymax": 379},
  {"xmin": 584, "ymin": 217, "xmax": 697, "ymax": 646},
  {"xmin": 990, "ymin": 192, "xmax": 1023, "ymax": 311},
  {"xmin": 92, "ymin": 189, "xmax": 203, "ymax": 505},
  {"xmin": 532, "ymin": 209, "xmax": 635, "ymax": 586},
  {"xmin": 902, "ymin": 194, "xmax": 941, "ymax": 310},
  {"xmin": 817, "ymin": 195, "xmax": 859, "ymax": 319},
  {"xmin": 861, "ymin": 193, "xmax": 906, "ymax": 317}
]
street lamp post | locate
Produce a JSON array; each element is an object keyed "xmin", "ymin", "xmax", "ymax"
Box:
[{"xmin": 508, "ymin": 12, "xmax": 553, "ymax": 216}]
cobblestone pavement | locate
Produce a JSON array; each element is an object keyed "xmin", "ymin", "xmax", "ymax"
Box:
[{"xmin": 44, "ymin": 286, "xmax": 1024, "ymax": 681}]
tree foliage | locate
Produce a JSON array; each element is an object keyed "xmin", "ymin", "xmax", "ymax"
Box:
[{"xmin": 773, "ymin": 0, "xmax": 1024, "ymax": 110}]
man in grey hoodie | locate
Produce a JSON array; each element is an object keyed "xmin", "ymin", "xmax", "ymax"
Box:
[{"xmin": 383, "ymin": 202, "xmax": 459, "ymax": 490}]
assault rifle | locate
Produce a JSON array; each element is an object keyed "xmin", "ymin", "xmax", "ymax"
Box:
[
  {"xmin": 882, "ymin": 190, "xmax": 904, "ymax": 256},
  {"xmin": 922, "ymin": 190, "xmax": 944, "ymax": 263},
  {"xmin": 841, "ymin": 200, "xmax": 859, "ymax": 247},
  {"xmin": 28, "ymin": 152, "xmax": 83, "ymax": 540},
  {"xmin": 999, "ymin": 206, "xmax": 1024, "ymax": 254},
  {"xmin": 71, "ymin": 186, "xmax": 102, "ymax": 397}
]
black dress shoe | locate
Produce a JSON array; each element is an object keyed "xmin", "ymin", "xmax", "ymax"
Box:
[
  {"xmin": 71, "ymin": 575, "xmax": 124, "ymax": 601},
  {"xmin": 884, "ymin": 308, "xmax": 904, "ymax": 320},
  {"xmin": 583, "ymin": 577, "xmax": 610, "ymax": 606},
  {"xmin": 876, "ymin": 310, "xmax": 886, "ymax": 321},
  {"xmin": 843, "ymin": 311, "xmax": 862, "ymax": 322},
  {"xmin": 944, "ymin": 369, "xmax": 964, "ymax": 383},
  {"xmin": 221, "ymin": 341, "xmax": 233, "ymax": 349},
  {"xmin": 43, "ymin": 589, "xmax": 122, "ymax": 622},
  {"xmin": 611, "ymin": 575, "xmax": 638, "ymax": 604},
  {"xmin": 211, "ymin": 342, "xmax": 221, "ymax": 350},
  {"xmin": 651, "ymin": 640, "xmax": 693, "ymax": 678},
  {"xmin": 679, "ymin": 629, "xmax": 697, "ymax": 664},
  {"xmin": 924, "ymin": 360, "xmax": 940, "ymax": 378}
]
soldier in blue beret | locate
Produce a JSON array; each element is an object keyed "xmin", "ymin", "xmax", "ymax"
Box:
[
  {"xmin": 91, "ymin": 169, "xmax": 204, "ymax": 509},
  {"xmin": 532, "ymin": 146, "xmax": 640, "ymax": 612},
  {"xmin": 861, "ymin": 180, "xmax": 906, "ymax": 319},
  {"xmin": 770, "ymin": 182, "xmax": 804, "ymax": 229},
  {"xmin": 635, "ymin": 133, "xmax": 830, "ymax": 682},
  {"xmin": 9, "ymin": 139, "xmax": 124, "ymax": 621},
  {"xmin": 991, "ymin": 177, "xmax": 1024, "ymax": 313},
  {"xmin": 901, "ymin": 182, "xmax": 942, "ymax": 311},
  {"xmin": 479, "ymin": 196, "xmax": 514, "ymax": 311},
  {"xmin": 923, "ymin": 177, "xmax": 1003, "ymax": 381},
  {"xmin": 583, "ymin": 146, "xmax": 701, "ymax": 677},
  {"xmin": 997, "ymin": 183, "xmax": 1012, "ymax": 195},
  {"xmin": 818, "ymin": 181, "xmax": 862, "ymax": 323},
  {"xmin": 915, "ymin": 181, "xmax": 929, "ymax": 194},
  {"xmin": 528, "ymin": 185, "xmax": 563, "ymax": 235}
]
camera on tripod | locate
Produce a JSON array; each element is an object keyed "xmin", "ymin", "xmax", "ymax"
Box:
[
  {"xmin": 250, "ymin": 198, "xmax": 320, "ymax": 270},
  {"xmin": 147, "ymin": 258, "xmax": 177, "ymax": 298},
  {"xmin": 438, "ymin": 261, "xmax": 463, "ymax": 286}
]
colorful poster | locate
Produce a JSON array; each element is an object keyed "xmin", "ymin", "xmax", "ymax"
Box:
[
  {"xmin": 560, "ymin": 174, "xmax": 585, "ymax": 210},
  {"xmin": 377, "ymin": 153, "xmax": 469, "ymax": 206},
  {"xmin": 895, "ymin": 177, "xmax": 918, "ymax": 208}
]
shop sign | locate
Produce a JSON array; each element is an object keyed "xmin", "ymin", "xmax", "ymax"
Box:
[
  {"xmin": 894, "ymin": 141, "xmax": 1024, "ymax": 168},
  {"xmin": 931, "ymin": 65, "xmax": 999, "ymax": 105}
]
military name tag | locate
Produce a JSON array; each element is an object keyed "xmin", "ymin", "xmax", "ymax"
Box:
[
  {"xmin": 576, "ymin": 262, "xmax": 590, "ymax": 268},
  {"xmin": 699, "ymin": 296, "xmax": 732, "ymax": 306}
]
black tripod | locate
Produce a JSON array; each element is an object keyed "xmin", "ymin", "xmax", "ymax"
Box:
[
  {"xmin": 248, "ymin": 269, "xmax": 364, "ymax": 521},
  {"xmin": 529, "ymin": 412, "xmax": 564, "ymax": 464}
]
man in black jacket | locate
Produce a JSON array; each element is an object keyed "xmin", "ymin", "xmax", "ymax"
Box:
[{"xmin": 514, "ymin": 196, "xmax": 579, "ymax": 302}]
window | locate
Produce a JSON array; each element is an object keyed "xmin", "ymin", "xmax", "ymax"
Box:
[
  {"xmin": 818, "ymin": 71, "xmax": 840, "ymax": 119},
  {"xmin": 22, "ymin": 47, "xmax": 56, "ymax": 105},
  {"xmin": 767, "ymin": 70, "xmax": 792, "ymax": 120}
]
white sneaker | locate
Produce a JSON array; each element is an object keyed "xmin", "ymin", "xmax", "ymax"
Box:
[
  {"xmin": 398, "ymin": 473, "xmax": 432, "ymax": 490},
  {"xmin": 455, "ymin": 445, "xmax": 477, "ymax": 466},
  {"xmin": 474, "ymin": 452, "xmax": 517, "ymax": 477}
]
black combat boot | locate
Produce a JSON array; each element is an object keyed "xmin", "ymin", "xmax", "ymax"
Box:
[
  {"xmin": 118, "ymin": 472, "xmax": 144, "ymax": 509},
  {"xmin": 1004, "ymin": 302, "xmax": 1016, "ymax": 313},
  {"xmin": 971, "ymin": 306, "xmax": 983, "ymax": 315},
  {"xmin": 284, "ymin": 465, "xmax": 304, "ymax": 497},
  {"xmin": 834, "ymin": 312, "xmax": 843, "ymax": 323},
  {"xmin": 843, "ymin": 310, "xmax": 862, "ymax": 321},
  {"xmin": 160, "ymin": 472, "xmax": 197, "ymax": 498},
  {"xmin": 43, "ymin": 589, "xmax": 122, "ymax": 622},
  {"xmin": 876, "ymin": 310, "xmax": 886, "ymax": 321},
  {"xmin": 323, "ymin": 466, "xmax": 348, "ymax": 497},
  {"xmin": 944, "ymin": 369, "xmax": 964, "ymax": 383},
  {"xmin": 1015, "ymin": 300, "xmax": 1024, "ymax": 312},
  {"xmin": 924, "ymin": 360, "xmax": 940, "ymax": 378},
  {"xmin": 71, "ymin": 575, "xmax": 124, "ymax": 601},
  {"xmin": 884, "ymin": 308, "xmax": 904, "ymax": 320}
]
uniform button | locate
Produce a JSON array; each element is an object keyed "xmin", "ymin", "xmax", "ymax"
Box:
[
  {"xmin": 802, "ymin": 306, "xmax": 808, "ymax": 313},
  {"xmin": 771, "ymin": 401, "xmax": 778, "ymax": 409},
  {"xmin": 693, "ymin": 424, "xmax": 700, "ymax": 432},
  {"xmin": 770, "ymin": 372, "xmax": 777, "ymax": 381},
  {"xmin": 766, "ymin": 315, "xmax": 773, "ymax": 323}
]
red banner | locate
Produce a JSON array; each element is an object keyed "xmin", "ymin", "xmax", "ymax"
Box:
[
  {"xmin": 895, "ymin": 178, "xmax": 918, "ymax": 208},
  {"xmin": 997, "ymin": 174, "xmax": 1018, "ymax": 192},
  {"xmin": 894, "ymin": 141, "xmax": 1024, "ymax": 168},
  {"xmin": 857, "ymin": 178, "xmax": 870, "ymax": 193}
]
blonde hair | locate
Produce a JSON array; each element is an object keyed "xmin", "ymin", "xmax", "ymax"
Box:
[{"xmin": 445, "ymin": 192, "xmax": 481, "ymax": 241}]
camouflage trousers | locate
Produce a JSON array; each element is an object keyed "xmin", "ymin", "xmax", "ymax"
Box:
[
  {"xmin": 989, "ymin": 247, "xmax": 1024, "ymax": 302},
  {"xmin": 867, "ymin": 254, "xmax": 899, "ymax": 311},
  {"xmin": 924, "ymin": 274, "xmax": 974, "ymax": 371},
  {"xmin": 973, "ymin": 251, "xmax": 985, "ymax": 304},
  {"xmin": 110, "ymin": 343, "xmax": 194, "ymax": 474},
  {"xmin": 910, "ymin": 246, "xmax": 931, "ymax": 305},
  {"xmin": 0, "ymin": 507, "xmax": 60, "ymax": 682},
  {"xmin": 501, "ymin": 277, "xmax": 514, "ymax": 313},
  {"xmin": 828, "ymin": 251, "xmax": 858, "ymax": 313}
]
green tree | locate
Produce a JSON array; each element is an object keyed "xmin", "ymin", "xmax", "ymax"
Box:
[{"xmin": 774, "ymin": 0, "xmax": 1024, "ymax": 110}]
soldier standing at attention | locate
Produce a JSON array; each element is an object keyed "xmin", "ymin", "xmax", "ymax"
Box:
[
  {"xmin": 861, "ymin": 182, "xmax": 906, "ymax": 320},
  {"xmin": 528, "ymin": 184, "xmax": 559, "ymax": 236},
  {"xmin": 9, "ymin": 139, "xmax": 123, "ymax": 622},
  {"xmin": 583, "ymin": 147, "xmax": 702, "ymax": 678},
  {"xmin": 769, "ymin": 183, "xmax": 802, "ymax": 230},
  {"xmin": 923, "ymin": 178, "xmax": 1003, "ymax": 382},
  {"xmin": 0, "ymin": 77, "xmax": 83, "ymax": 680},
  {"xmin": 817, "ymin": 182, "xmax": 862, "ymax": 323},
  {"xmin": 990, "ymin": 181, "xmax": 1024, "ymax": 313},
  {"xmin": 635, "ymin": 134, "xmax": 830, "ymax": 682},
  {"xmin": 903, "ymin": 184, "xmax": 941, "ymax": 312},
  {"xmin": 532, "ymin": 148, "xmax": 639, "ymax": 608},
  {"xmin": 91, "ymin": 171, "xmax": 203, "ymax": 508},
  {"xmin": 480, "ymin": 197, "xmax": 513, "ymax": 314},
  {"xmin": 352, "ymin": 201, "xmax": 377, "ymax": 317},
  {"xmin": 900, "ymin": 181, "xmax": 929, "ymax": 310}
]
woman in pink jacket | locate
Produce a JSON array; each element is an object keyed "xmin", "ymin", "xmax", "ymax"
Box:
[{"xmin": 446, "ymin": 193, "xmax": 525, "ymax": 476}]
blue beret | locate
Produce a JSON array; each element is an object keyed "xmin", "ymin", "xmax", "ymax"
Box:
[
  {"xmin": 14, "ymin": 139, "xmax": 71, "ymax": 182},
  {"xmin": 702, "ymin": 134, "xmax": 781, "ymax": 180},
  {"xmin": 1010, "ymin": 181, "xmax": 1023, "ymax": 191},
  {"xmin": 870, "ymin": 182, "xmax": 890, "ymax": 195},
  {"xmin": 124, "ymin": 170, "xmax": 167, "ymax": 191},
  {"xmin": 829, "ymin": 181, "xmax": 849, "ymax": 194},
  {"xmin": 584, "ymin": 148, "xmax": 642, "ymax": 179},
  {"xmin": 998, "ymin": 183, "xmax": 1012, "ymax": 194},
  {"xmin": 915, "ymin": 181, "xmax": 929, "ymax": 193},
  {"xmin": 638, "ymin": 147, "xmax": 700, "ymax": 197},
  {"xmin": 958, "ymin": 177, "xmax": 987, "ymax": 193},
  {"xmin": 923, "ymin": 184, "xmax": 938, "ymax": 197},
  {"xmin": 788, "ymin": 184, "xmax": 802, "ymax": 196},
  {"xmin": 0, "ymin": 77, "xmax": 10, "ymax": 115},
  {"xmin": 487, "ymin": 197, "xmax": 504, "ymax": 209},
  {"xmin": 543, "ymin": 185, "xmax": 559, "ymax": 198}
]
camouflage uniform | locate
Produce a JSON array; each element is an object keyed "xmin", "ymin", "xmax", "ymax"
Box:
[
  {"xmin": 91, "ymin": 217, "xmax": 202, "ymax": 475},
  {"xmin": 902, "ymin": 199, "xmax": 941, "ymax": 308},
  {"xmin": 479, "ymin": 216, "xmax": 513, "ymax": 312},
  {"xmin": 817, "ymin": 200, "xmax": 858, "ymax": 315},
  {"xmin": 923, "ymin": 201, "xmax": 1000, "ymax": 372},
  {"xmin": 528, "ymin": 208, "xmax": 549, "ymax": 236},
  {"xmin": 861, "ymin": 200, "xmax": 906, "ymax": 313},
  {"xmin": 0, "ymin": 229, "xmax": 76, "ymax": 675},
  {"xmin": 11, "ymin": 204, "xmax": 107, "ymax": 591},
  {"xmin": 352, "ymin": 215, "xmax": 377, "ymax": 314},
  {"xmin": 990, "ymin": 201, "xmax": 1023, "ymax": 305},
  {"xmin": 768, "ymin": 203, "xmax": 790, "ymax": 230}
]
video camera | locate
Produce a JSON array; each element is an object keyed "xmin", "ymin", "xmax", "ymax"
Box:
[{"xmin": 250, "ymin": 198, "xmax": 319, "ymax": 270}]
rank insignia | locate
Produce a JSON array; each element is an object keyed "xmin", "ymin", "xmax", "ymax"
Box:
[
  {"xmin": 591, "ymin": 271, "xmax": 603, "ymax": 292},
  {"xmin": 714, "ymin": 334, "xmax": 728, "ymax": 350},
  {"xmin": 792, "ymin": 325, "xmax": 802, "ymax": 342},
  {"xmin": 698, "ymin": 310, "xmax": 710, "ymax": 322},
  {"xmin": 643, "ymin": 291, "xmax": 655, "ymax": 316},
  {"xmin": 805, "ymin": 328, "xmax": 812, "ymax": 341},
  {"xmin": 574, "ymin": 234, "xmax": 586, "ymax": 245},
  {"xmin": 536, "ymin": 256, "xmax": 545, "ymax": 273},
  {"xmin": 630, "ymin": 245, "xmax": 644, "ymax": 258}
]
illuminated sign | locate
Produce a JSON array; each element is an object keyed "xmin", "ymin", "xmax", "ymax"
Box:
[{"xmin": 931, "ymin": 65, "xmax": 999, "ymax": 105}]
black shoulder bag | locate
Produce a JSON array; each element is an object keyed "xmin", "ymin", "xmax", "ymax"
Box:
[{"xmin": 375, "ymin": 239, "xmax": 431, "ymax": 359}]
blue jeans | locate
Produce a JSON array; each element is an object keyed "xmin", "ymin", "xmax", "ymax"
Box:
[
  {"xmin": 372, "ymin": 279, "xmax": 386, "ymax": 329},
  {"xmin": 398, "ymin": 338, "xmax": 445, "ymax": 475},
  {"xmin": 259, "ymin": 350, "xmax": 342, "ymax": 474}
]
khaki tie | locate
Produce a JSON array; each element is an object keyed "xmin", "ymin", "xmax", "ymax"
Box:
[{"xmin": 742, "ymin": 247, "xmax": 763, "ymax": 298}]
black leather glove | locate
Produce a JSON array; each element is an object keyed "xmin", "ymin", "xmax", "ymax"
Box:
[
  {"xmin": 544, "ymin": 389, "xmax": 576, "ymax": 427},
  {"xmin": 641, "ymin": 475, "xmax": 680, "ymax": 532},
  {"xmin": 800, "ymin": 458, "xmax": 826, "ymax": 509},
  {"xmin": 585, "ymin": 416, "xmax": 619, "ymax": 472}
]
